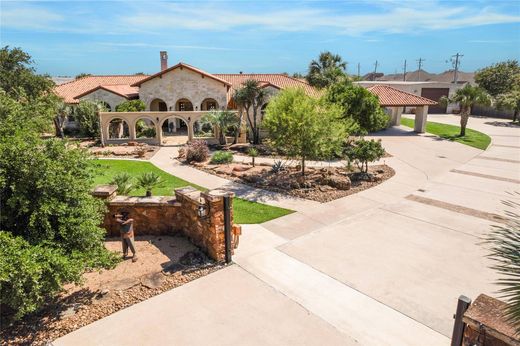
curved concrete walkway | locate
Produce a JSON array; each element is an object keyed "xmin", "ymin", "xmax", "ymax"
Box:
[{"xmin": 55, "ymin": 115, "xmax": 519, "ymax": 345}]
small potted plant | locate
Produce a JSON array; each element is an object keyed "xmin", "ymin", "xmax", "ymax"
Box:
[{"xmin": 137, "ymin": 172, "xmax": 162, "ymax": 197}]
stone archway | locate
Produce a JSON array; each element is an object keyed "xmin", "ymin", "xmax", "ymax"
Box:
[
  {"xmin": 161, "ymin": 116, "xmax": 189, "ymax": 145},
  {"xmin": 175, "ymin": 98, "xmax": 194, "ymax": 111},
  {"xmin": 134, "ymin": 117, "xmax": 157, "ymax": 139},
  {"xmin": 107, "ymin": 118, "xmax": 130, "ymax": 139},
  {"xmin": 200, "ymin": 98, "xmax": 219, "ymax": 111},
  {"xmin": 150, "ymin": 98, "xmax": 168, "ymax": 111}
]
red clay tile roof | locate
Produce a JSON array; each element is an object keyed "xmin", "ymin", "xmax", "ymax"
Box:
[
  {"xmin": 55, "ymin": 75, "xmax": 148, "ymax": 104},
  {"xmin": 131, "ymin": 62, "xmax": 232, "ymax": 87},
  {"xmin": 215, "ymin": 73, "xmax": 320, "ymax": 97},
  {"xmin": 74, "ymin": 84, "xmax": 140, "ymax": 100},
  {"xmin": 367, "ymin": 85, "xmax": 437, "ymax": 106}
]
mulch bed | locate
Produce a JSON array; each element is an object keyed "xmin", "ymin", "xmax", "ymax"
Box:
[
  {"xmin": 193, "ymin": 161, "xmax": 395, "ymax": 203},
  {"xmin": 1, "ymin": 238, "xmax": 224, "ymax": 346}
]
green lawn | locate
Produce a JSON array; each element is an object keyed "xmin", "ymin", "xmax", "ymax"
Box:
[
  {"xmin": 91, "ymin": 159, "xmax": 294, "ymax": 224},
  {"xmin": 400, "ymin": 117, "xmax": 491, "ymax": 150}
]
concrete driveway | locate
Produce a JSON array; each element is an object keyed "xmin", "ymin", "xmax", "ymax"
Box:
[{"xmin": 55, "ymin": 115, "xmax": 519, "ymax": 345}]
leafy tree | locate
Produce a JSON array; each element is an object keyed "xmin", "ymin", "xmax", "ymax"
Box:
[
  {"xmin": 344, "ymin": 139, "xmax": 385, "ymax": 173},
  {"xmin": 201, "ymin": 110, "xmax": 240, "ymax": 145},
  {"xmin": 264, "ymin": 88, "xmax": 348, "ymax": 176},
  {"xmin": 232, "ymin": 87, "xmax": 250, "ymax": 144},
  {"xmin": 485, "ymin": 198, "xmax": 520, "ymax": 333},
  {"xmin": 440, "ymin": 85, "xmax": 491, "ymax": 136},
  {"xmin": 54, "ymin": 101, "xmax": 72, "ymax": 138},
  {"xmin": 75, "ymin": 100, "xmax": 107, "ymax": 138},
  {"xmin": 325, "ymin": 79, "xmax": 389, "ymax": 133},
  {"xmin": 233, "ymin": 80, "xmax": 270, "ymax": 144},
  {"xmin": 306, "ymin": 51, "xmax": 347, "ymax": 89},
  {"xmin": 137, "ymin": 172, "xmax": 162, "ymax": 197},
  {"xmin": 0, "ymin": 94, "xmax": 117, "ymax": 320},
  {"xmin": 75, "ymin": 73, "xmax": 92, "ymax": 80},
  {"xmin": 292, "ymin": 72, "xmax": 305, "ymax": 79},
  {"xmin": 115, "ymin": 99, "xmax": 146, "ymax": 112},
  {"xmin": 496, "ymin": 88, "xmax": 520, "ymax": 123},
  {"xmin": 475, "ymin": 60, "xmax": 520, "ymax": 97}
]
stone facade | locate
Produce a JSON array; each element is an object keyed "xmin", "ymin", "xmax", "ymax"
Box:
[
  {"xmin": 79, "ymin": 88, "xmax": 127, "ymax": 111},
  {"xmin": 138, "ymin": 67, "xmax": 229, "ymax": 113},
  {"xmin": 92, "ymin": 185, "xmax": 241, "ymax": 262}
]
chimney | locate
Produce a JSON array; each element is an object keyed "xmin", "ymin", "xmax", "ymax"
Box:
[{"xmin": 160, "ymin": 51, "xmax": 168, "ymax": 71}]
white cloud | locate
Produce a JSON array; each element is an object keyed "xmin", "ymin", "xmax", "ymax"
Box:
[{"xmin": 1, "ymin": 1, "xmax": 519, "ymax": 36}]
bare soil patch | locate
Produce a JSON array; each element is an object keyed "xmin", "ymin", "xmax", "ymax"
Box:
[
  {"xmin": 194, "ymin": 161, "xmax": 395, "ymax": 202},
  {"xmin": 1, "ymin": 235, "xmax": 224, "ymax": 346}
]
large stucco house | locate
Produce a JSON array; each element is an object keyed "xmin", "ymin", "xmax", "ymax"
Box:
[{"xmin": 55, "ymin": 51, "xmax": 439, "ymax": 145}]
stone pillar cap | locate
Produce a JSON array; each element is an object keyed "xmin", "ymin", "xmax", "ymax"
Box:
[{"xmin": 92, "ymin": 184, "xmax": 118, "ymax": 197}]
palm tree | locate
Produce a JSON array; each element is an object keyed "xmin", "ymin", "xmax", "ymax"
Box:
[
  {"xmin": 54, "ymin": 101, "xmax": 71, "ymax": 138},
  {"xmin": 485, "ymin": 198, "xmax": 520, "ymax": 333},
  {"xmin": 440, "ymin": 85, "xmax": 491, "ymax": 136},
  {"xmin": 234, "ymin": 80, "xmax": 269, "ymax": 145},
  {"xmin": 110, "ymin": 172, "xmax": 134, "ymax": 195},
  {"xmin": 232, "ymin": 88, "xmax": 250, "ymax": 144},
  {"xmin": 306, "ymin": 51, "xmax": 347, "ymax": 89},
  {"xmin": 201, "ymin": 110, "xmax": 239, "ymax": 145}
]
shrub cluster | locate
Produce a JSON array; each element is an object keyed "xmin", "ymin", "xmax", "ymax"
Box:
[
  {"xmin": 344, "ymin": 138, "xmax": 385, "ymax": 173},
  {"xmin": 210, "ymin": 151, "xmax": 234, "ymax": 164},
  {"xmin": 184, "ymin": 140, "xmax": 210, "ymax": 163}
]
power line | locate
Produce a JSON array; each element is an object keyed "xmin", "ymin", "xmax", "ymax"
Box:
[{"xmin": 451, "ymin": 53, "xmax": 463, "ymax": 83}]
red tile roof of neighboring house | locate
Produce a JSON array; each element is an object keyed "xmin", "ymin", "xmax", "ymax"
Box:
[
  {"xmin": 131, "ymin": 62, "xmax": 232, "ymax": 87},
  {"xmin": 367, "ymin": 85, "xmax": 437, "ymax": 106},
  {"xmin": 215, "ymin": 73, "xmax": 320, "ymax": 97},
  {"xmin": 74, "ymin": 84, "xmax": 140, "ymax": 100},
  {"xmin": 55, "ymin": 75, "xmax": 148, "ymax": 104}
]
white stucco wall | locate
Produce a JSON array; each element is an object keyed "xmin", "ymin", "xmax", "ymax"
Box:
[
  {"xmin": 138, "ymin": 68, "xmax": 229, "ymax": 112},
  {"xmin": 78, "ymin": 89, "xmax": 126, "ymax": 111}
]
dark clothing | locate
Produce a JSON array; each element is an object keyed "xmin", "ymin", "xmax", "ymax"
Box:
[{"xmin": 116, "ymin": 217, "xmax": 136, "ymax": 256}]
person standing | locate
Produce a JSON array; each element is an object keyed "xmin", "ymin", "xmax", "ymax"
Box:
[{"xmin": 115, "ymin": 211, "xmax": 138, "ymax": 262}]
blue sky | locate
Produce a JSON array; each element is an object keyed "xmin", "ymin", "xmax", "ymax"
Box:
[{"xmin": 1, "ymin": 0, "xmax": 519, "ymax": 77}]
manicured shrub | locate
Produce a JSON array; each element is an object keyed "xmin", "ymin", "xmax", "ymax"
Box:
[
  {"xmin": 184, "ymin": 140, "xmax": 209, "ymax": 163},
  {"xmin": 210, "ymin": 151, "xmax": 233, "ymax": 164},
  {"xmin": 344, "ymin": 139, "xmax": 385, "ymax": 173}
]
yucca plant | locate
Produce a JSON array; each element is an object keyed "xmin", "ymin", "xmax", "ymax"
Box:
[
  {"xmin": 485, "ymin": 197, "xmax": 520, "ymax": 333},
  {"xmin": 110, "ymin": 172, "xmax": 134, "ymax": 195},
  {"xmin": 137, "ymin": 172, "xmax": 162, "ymax": 197}
]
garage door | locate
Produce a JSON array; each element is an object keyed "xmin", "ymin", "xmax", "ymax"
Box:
[{"xmin": 421, "ymin": 88, "xmax": 449, "ymax": 113}]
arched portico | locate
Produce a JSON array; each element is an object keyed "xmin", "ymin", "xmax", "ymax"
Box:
[
  {"xmin": 175, "ymin": 98, "xmax": 194, "ymax": 111},
  {"xmin": 160, "ymin": 116, "xmax": 190, "ymax": 145},
  {"xmin": 200, "ymin": 98, "xmax": 218, "ymax": 111},
  {"xmin": 150, "ymin": 98, "xmax": 168, "ymax": 111},
  {"xmin": 99, "ymin": 111, "xmax": 237, "ymax": 146}
]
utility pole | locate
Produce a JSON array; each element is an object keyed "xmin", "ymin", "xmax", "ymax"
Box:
[
  {"xmin": 417, "ymin": 58, "xmax": 425, "ymax": 81},
  {"xmin": 373, "ymin": 60, "xmax": 378, "ymax": 81},
  {"xmin": 357, "ymin": 63, "xmax": 360, "ymax": 79},
  {"xmin": 403, "ymin": 59, "xmax": 407, "ymax": 81},
  {"xmin": 451, "ymin": 53, "xmax": 463, "ymax": 83}
]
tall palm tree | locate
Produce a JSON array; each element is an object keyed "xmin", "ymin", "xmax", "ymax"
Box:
[
  {"xmin": 201, "ymin": 110, "xmax": 239, "ymax": 145},
  {"xmin": 306, "ymin": 51, "xmax": 347, "ymax": 89},
  {"xmin": 232, "ymin": 88, "xmax": 250, "ymax": 144},
  {"xmin": 440, "ymin": 85, "xmax": 491, "ymax": 136},
  {"xmin": 235, "ymin": 80, "xmax": 269, "ymax": 144}
]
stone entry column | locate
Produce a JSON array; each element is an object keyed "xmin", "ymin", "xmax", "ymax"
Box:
[{"xmin": 414, "ymin": 106, "xmax": 428, "ymax": 133}]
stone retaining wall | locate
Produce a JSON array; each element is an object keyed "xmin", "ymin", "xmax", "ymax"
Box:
[{"xmin": 92, "ymin": 185, "xmax": 241, "ymax": 262}]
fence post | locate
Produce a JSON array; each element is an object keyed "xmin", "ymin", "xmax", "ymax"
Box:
[
  {"xmin": 451, "ymin": 295, "xmax": 472, "ymax": 346},
  {"xmin": 223, "ymin": 195, "xmax": 232, "ymax": 264}
]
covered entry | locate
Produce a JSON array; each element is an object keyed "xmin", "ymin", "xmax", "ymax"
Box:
[{"xmin": 367, "ymin": 85, "xmax": 437, "ymax": 133}]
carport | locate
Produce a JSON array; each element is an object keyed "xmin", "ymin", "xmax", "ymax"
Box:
[{"xmin": 367, "ymin": 85, "xmax": 437, "ymax": 133}]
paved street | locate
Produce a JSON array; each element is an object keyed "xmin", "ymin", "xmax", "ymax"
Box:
[{"xmin": 55, "ymin": 115, "xmax": 519, "ymax": 345}]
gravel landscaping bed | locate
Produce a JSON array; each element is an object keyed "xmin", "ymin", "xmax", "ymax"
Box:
[
  {"xmin": 79, "ymin": 140, "xmax": 159, "ymax": 159},
  {"xmin": 1, "ymin": 236, "xmax": 224, "ymax": 346},
  {"xmin": 192, "ymin": 161, "xmax": 395, "ymax": 202}
]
